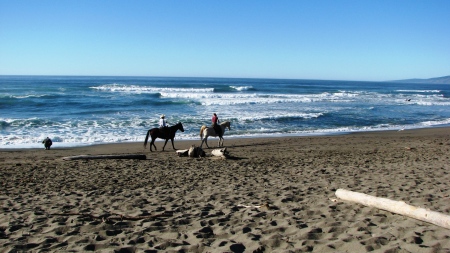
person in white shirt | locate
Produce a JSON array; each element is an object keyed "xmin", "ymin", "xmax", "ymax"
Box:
[{"xmin": 159, "ymin": 115, "xmax": 168, "ymax": 128}]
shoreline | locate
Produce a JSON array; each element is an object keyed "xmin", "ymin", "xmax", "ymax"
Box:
[
  {"xmin": 1, "ymin": 127, "xmax": 449, "ymax": 252},
  {"xmin": 2, "ymin": 125, "xmax": 450, "ymax": 151}
]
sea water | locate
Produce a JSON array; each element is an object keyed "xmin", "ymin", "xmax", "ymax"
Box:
[{"xmin": 1, "ymin": 75, "xmax": 449, "ymax": 148}]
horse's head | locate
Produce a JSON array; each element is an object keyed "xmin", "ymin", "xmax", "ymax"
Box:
[
  {"xmin": 225, "ymin": 121, "xmax": 231, "ymax": 130},
  {"xmin": 177, "ymin": 122, "xmax": 185, "ymax": 132}
]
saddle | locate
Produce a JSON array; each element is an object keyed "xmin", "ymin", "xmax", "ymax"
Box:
[
  {"xmin": 159, "ymin": 127, "xmax": 169, "ymax": 138},
  {"xmin": 212, "ymin": 124, "xmax": 222, "ymax": 137}
]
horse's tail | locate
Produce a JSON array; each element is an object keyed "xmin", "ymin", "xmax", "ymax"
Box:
[
  {"xmin": 200, "ymin": 125, "xmax": 206, "ymax": 139},
  {"xmin": 144, "ymin": 129, "xmax": 151, "ymax": 148}
]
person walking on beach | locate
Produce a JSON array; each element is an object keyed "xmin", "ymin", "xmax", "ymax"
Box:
[
  {"xmin": 42, "ymin": 137, "xmax": 52, "ymax": 150},
  {"xmin": 211, "ymin": 113, "xmax": 222, "ymax": 137}
]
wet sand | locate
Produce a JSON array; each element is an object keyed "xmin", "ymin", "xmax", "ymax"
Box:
[{"xmin": 1, "ymin": 128, "xmax": 450, "ymax": 252}]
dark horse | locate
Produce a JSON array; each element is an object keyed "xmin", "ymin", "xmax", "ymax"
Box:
[{"xmin": 144, "ymin": 122, "xmax": 184, "ymax": 152}]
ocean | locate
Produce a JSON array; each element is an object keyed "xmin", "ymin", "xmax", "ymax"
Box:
[{"xmin": 1, "ymin": 75, "xmax": 450, "ymax": 149}]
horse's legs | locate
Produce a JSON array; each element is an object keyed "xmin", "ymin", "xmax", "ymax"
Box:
[
  {"xmin": 200, "ymin": 136, "xmax": 209, "ymax": 149},
  {"xmin": 162, "ymin": 139, "xmax": 169, "ymax": 151},
  {"xmin": 170, "ymin": 138, "xmax": 176, "ymax": 150},
  {"xmin": 219, "ymin": 137, "xmax": 224, "ymax": 147},
  {"xmin": 200, "ymin": 138, "xmax": 204, "ymax": 148},
  {"xmin": 150, "ymin": 139, "xmax": 157, "ymax": 152},
  {"xmin": 205, "ymin": 137, "xmax": 210, "ymax": 148}
]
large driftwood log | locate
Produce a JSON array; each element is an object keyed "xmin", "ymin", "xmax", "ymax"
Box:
[
  {"xmin": 62, "ymin": 154, "xmax": 147, "ymax": 160},
  {"xmin": 335, "ymin": 189, "xmax": 450, "ymax": 229}
]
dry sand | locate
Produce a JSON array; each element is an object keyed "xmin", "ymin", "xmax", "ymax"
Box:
[{"xmin": 1, "ymin": 128, "xmax": 450, "ymax": 252}]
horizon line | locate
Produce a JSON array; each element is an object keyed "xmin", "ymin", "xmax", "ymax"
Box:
[{"xmin": 0, "ymin": 74, "xmax": 421, "ymax": 83}]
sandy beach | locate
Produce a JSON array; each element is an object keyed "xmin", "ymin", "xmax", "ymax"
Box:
[{"xmin": 1, "ymin": 128, "xmax": 450, "ymax": 252}]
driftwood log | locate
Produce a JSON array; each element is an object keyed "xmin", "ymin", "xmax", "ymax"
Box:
[
  {"xmin": 176, "ymin": 149, "xmax": 189, "ymax": 157},
  {"xmin": 176, "ymin": 146, "xmax": 205, "ymax": 158},
  {"xmin": 188, "ymin": 145, "xmax": 205, "ymax": 158},
  {"xmin": 335, "ymin": 189, "xmax": 450, "ymax": 229},
  {"xmin": 62, "ymin": 154, "xmax": 147, "ymax": 160},
  {"xmin": 211, "ymin": 148, "xmax": 230, "ymax": 159}
]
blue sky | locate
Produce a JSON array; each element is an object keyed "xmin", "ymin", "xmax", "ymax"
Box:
[{"xmin": 0, "ymin": 1, "xmax": 449, "ymax": 81}]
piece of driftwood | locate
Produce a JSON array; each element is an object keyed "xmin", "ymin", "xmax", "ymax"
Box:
[
  {"xmin": 62, "ymin": 154, "xmax": 147, "ymax": 160},
  {"xmin": 188, "ymin": 145, "xmax": 205, "ymax": 158},
  {"xmin": 211, "ymin": 148, "xmax": 229, "ymax": 158},
  {"xmin": 335, "ymin": 189, "xmax": 450, "ymax": 229},
  {"xmin": 237, "ymin": 203, "xmax": 275, "ymax": 210},
  {"xmin": 176, "ymin": 149, "xmax": 189, "ymax": 157},
  {"xmin": 176, "ymin": 146, "xmax": 205, "ymax": 158},
  {"xmin": 237, "ymin": 204, "xmax": 262, "ymax": 208}
]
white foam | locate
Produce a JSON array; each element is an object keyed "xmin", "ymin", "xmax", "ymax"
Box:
[
  {"xmin": 230, "ymin": 85, "xmax": 253, "ymax": 91},
  {"xmin": 2, "ymin": 94, "xmax": 47, "ymax": 99},
  {"xmin": 236, "ymin": 112, "xmax": 324, "ymax": 121},
  {"xmin": 3, "ymin": 119, "xmax": 450, "ymax": 149},
  {"xmin": 90, "ymin": 84, "xmax": 214, "ymax": 94},
  {"xmin": 396, "ymin": 89, "xmax": 441, "ymax": 93}
]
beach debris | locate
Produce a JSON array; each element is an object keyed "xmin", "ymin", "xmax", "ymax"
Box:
[
  {"xmin": 176, "ymin": 149, "xmax": 189, "ymax": 157},
  {"xmin": 176, "ymin": 145, "xmax": 205, "ymax": 158},
  {"xmin": 61, "ymin": 154, "xmax": 147, "ymax": 160},
  {"xmin": 177, "ymin": 146, "xmax": 231, "ymax": 159},
  {"xmin": 237, "ymin": 203, "xmax": 274, "ymax": 210},
  {"xmin": 237, "ymin": 204, "xmax": 261, "ymax": 208},
  {"xmin": 211, "ymin": 147, "xmax": 230, "ymax": 159},
  {"xmin": 335, "ymin": 189, "xmax": 450, "ymax": 229},
  {"xmin": 176, "ymin": 145, "xmax": 206, "ymax": 158},
  {"xmin": 189, "ymin": 145, "xmax": 205, "ymax": 158}
]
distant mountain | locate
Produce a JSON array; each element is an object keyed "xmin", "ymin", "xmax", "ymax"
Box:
[{"xmin": 393, "ymin": 75, "xmax": 450, "ymax": 84}]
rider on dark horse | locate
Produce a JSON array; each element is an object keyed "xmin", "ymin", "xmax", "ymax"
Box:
[
  {"xmin": 159, "ymin": 114, "xmax": 169, "ymax": 137},
  {"xmin": 211, "ymin": 113, "xmax": 222, "ymax": 138}
]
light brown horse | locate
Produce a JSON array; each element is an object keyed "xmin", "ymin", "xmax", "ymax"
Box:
[
  {"xmin": 199, "ymin": 121, "xmax": 231, "ymax": 148},
  {"xmin": 144, "ymin": 122, "xmax": 184, "ymax": 152}
]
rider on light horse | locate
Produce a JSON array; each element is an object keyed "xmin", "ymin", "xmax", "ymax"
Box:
[{"xmin": 212, "ymin": 113, "xmax": 222, "ymax": 138}]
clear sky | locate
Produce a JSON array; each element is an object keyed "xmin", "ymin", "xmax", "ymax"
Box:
[{"xmin": 1, "ymin": 0, "xmax": 449, "ymax": 81}]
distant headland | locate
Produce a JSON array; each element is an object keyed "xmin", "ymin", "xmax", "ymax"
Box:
[{"xmin": 392, "ymin": 75, "xmax": 450, "ymax": 84}]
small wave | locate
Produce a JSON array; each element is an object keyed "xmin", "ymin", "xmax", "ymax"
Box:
[
  {"xmin": 0, "ymin": 94, "xmax": 48, "ymax": 99},
  {"xmin": 159, "ymin": 92, "xmax": 360, "ymax": 105},
  {"xmin": 230, "ymin": 85, "xmax": 253, "ymax": 91},
  {"xmin": 0, "ymin": 117, "xmax": 51, "ymax": 128},
  {"xmin": 415, "ymin": 101, "xmax": 450, "ymax": 106},
  {"xmin": 90, "ymin": 84, "xmax": 214, "ymax": 94},
  {"xmin": 160, "ymin": 92, "xmax": 258, "ymax": 100},
  {"xmin": 237, "ymin": 112, "xmax": 324, "ymax": 121},
  {"xmin": 418, "ymin": 118, "xmax": 450, "ymax": 126},
  {"xmin": 396, "ymin": 89, "xmax": 441, "ymax": 93}
]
